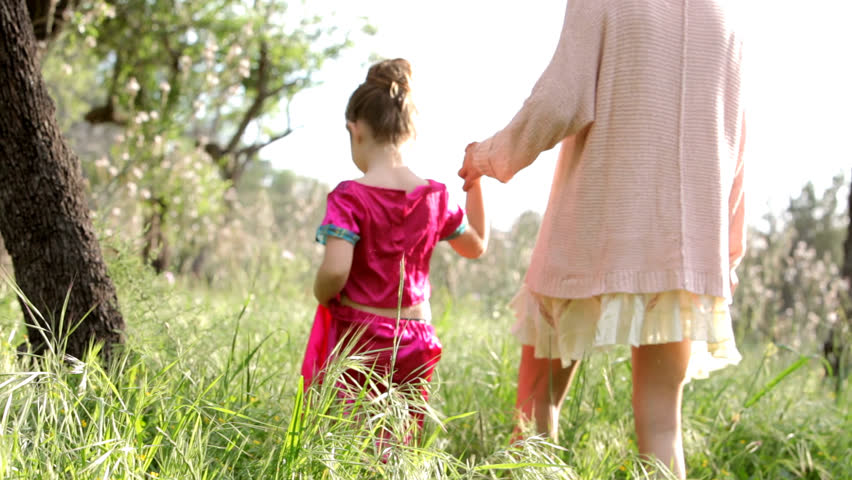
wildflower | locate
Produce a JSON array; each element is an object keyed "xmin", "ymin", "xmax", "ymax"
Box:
[
  {"xmin": 238, "ymin": 58, "xmax": 251, "ymax": 78},
  {"xmin": 85, "ymin": 35, "xmax": 97, "ymax": 48},
  {"xmin": 126, "ymin": 77, "xmax": 141, "ymax": 95},
  {"xmin": 81, "ymin": 419, "xmax": 87, "ymax": 427},
  {"xmin": 108, "ymin": 166, "xmax": 119, "ymax": 177},
  {"xmin": 141, "ymin": 189, "xmax": 151, "ymax": 200},
  {"xmin": 179, "ymin": 55, "xmax": 192, "ymax": 72},
  {"xmin": 281, "ymin": 250, "xmax": 295, "ymax": 261},
  {"xmin": 132, "ymin": 167, "xmax": 144, "ymax": 179},
  {"xmin": 205, "ymin": 73, "xmax": 220, "ymax": 86},
  {"xmin": 226, "ymin": 44, "xmax": 243, "ymax": 60},
  {"xmin": 112, "ymin": 207, "xmax": 121, "ymax": 217},
  {"xmin": 253, "ymin": 440, "xmax": 261, "ymax": 445},
  {"xmin": 126, "ymin": 182, "xmax": 137, "ymax": 195},
  {"xmin": 619, "ymin": 465, "xmax": 626, "ymax": 471},
  {"xmin": 61, "ymin": 63, "xmax": 73, "ymax": 76},
  {"xmin": 94, "ymin": 156, "xmax": 109, "ymax": 169},
  {"xmin": 150, "ymin": 473, "xmax": 159, "ymax": 478},
  {"xmin": 137, "ymin": 454, "xmax": 146, "ymax": 461},
  {"xmin": 149, "ymin": 111, "xmax": 160, "ymax": 121},
  {"xmin": 159, "ymin": 81, "xmax": 171, "ymax": 94}
]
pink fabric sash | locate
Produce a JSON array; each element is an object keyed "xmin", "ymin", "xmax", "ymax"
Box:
[{"xmin": 300, "ymin": 302, "xmax": 442, "ymax": 396}]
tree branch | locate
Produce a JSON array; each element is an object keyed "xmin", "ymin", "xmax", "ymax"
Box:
[{"xmin": 224, "ymin": 39, "xmax": 268, "ymax": 154}]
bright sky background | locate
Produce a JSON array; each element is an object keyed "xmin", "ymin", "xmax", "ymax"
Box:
[{"xmin": 267, "ymin": 0, "xmax": 852, "ymax": 231}]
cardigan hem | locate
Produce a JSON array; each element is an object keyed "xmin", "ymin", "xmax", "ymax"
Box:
[{"xmin": 525, "ymin": 268, "xmax": 731, "ymax": 302}]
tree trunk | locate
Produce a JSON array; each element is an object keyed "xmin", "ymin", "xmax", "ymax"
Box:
[
  {"xmin": 0, "ymin": 0, "xmax": 125, "ymax": 361},
  {"xmin": 844, "ymin": 169, "xmax": 852, "ymax": 282}
]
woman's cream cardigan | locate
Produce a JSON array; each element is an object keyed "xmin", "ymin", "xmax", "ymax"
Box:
[{"xmin": 470, "ymin": 0, "xmax": 747, "ymax": 301}]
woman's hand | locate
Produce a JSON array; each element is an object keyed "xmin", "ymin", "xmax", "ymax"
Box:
[{"xmin": 458, "ymin": 142, "xmax": 483, "ymax": 192}]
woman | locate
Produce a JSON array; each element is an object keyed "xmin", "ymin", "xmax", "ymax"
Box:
[{"xmin": 459, "ymin": 0, "xmax": 746, "ymax": 477}]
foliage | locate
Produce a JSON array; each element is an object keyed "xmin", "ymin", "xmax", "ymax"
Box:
[
  {"xmin": 732, "ymin": 174, "xmax": 850, "ymax": 349},
  {"xmin": 38, "ymin": 0, "xmax": 367, "ymax": 276}
]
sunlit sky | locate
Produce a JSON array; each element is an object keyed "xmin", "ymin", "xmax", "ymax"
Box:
[{"xmin": 266, "ymin": 0, "xmax": 852, "ymax": 230}]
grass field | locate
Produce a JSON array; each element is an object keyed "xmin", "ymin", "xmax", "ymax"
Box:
[{"xmin": 0, "ymin": 258, "xmax": 849, "ymax": 480}]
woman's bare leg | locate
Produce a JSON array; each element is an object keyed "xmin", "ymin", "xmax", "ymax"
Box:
[
  {"xmin": 514, "ymin": 345, "xmax": 580, "ymax": 441},
  {"xmin": 631, "ymin": 340, "xmax": 691, "ymax": 479}
]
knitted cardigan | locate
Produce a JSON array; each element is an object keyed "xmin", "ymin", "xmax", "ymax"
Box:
[{"xmin": 470, "ymin": 0, "xmax": 746, "ymax": 300}]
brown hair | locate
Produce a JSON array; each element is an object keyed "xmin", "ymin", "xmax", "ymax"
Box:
[{"xmin": 345, "ymin": 58, "xmax": 416, "ymax": 145}]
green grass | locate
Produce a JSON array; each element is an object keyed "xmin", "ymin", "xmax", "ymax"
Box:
[{"xmin": 0, "ymin": 259, "xmax": 849, "ymax": 479}]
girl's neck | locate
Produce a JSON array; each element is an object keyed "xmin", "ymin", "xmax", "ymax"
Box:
[{"xmin": 361, "ymin": 142, "xmax": 405, "ymax": 171}]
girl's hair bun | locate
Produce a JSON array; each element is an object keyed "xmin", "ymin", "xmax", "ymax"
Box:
[
  {"xmin": 346, "ymin": 58, "xmax": 416, "ymax": 145},
  {"xmin": 366, "ymin": 58, "xmax": 412, "ymax": 107}
]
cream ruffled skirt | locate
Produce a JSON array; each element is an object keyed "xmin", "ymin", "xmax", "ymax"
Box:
[{"xmin": 510, "ymin": 285, "xmax": 742, "ymax": 381}]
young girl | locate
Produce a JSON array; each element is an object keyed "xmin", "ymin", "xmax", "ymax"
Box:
[{"xmin": 301, "ymin": 59, "xmax": 488, "ymax": 412}]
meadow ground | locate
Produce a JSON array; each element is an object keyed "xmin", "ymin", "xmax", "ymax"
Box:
[{"xmin": 0, "ymin": 258, "xmax": 849, "ymax": 480}]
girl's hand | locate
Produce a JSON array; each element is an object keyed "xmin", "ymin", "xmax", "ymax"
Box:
[{"xmin": 459, "ymin": 142, "xmax": 483, "ymax": 192}]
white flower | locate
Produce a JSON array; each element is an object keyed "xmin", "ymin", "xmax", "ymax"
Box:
[
  {"xmin": 203, "ymin": 40, "xmax": 217, "ymax": 63},
  {"xmin": 281, "ymin": 250, "xmax": 295, "ymax": 261},
  {"xmin": 85, "ymin": 35, "xmax": 97, "ymax": 48},
  {"xmin": 205, "ymin": 73, "xmax": 219, "ymax": 86},
  {"xmin": 94, "ymin": 156, "xmax": 109, "ymax": 169},
  {"xmin": 179, "ymin": 55, "xmax": 193, "ymax": 72},
  {"xmin": 160, "ymin": 159, "xmax": 171, "ymax": 169},
  {"xmin": 126, "ymin": 182, "xmax": 137, "ymax": 195},
  {"xmin": 153, "ymin": 135, "xmax": 163, "ymax": 147},
  {"xmin": 238, "ymin": 58, "xmax": 251, "ymax": 78},
  {"xmin": 114, "ymin": 133, "xmax": 125, "ymax": 143},
  {"xmin": 149, "ymin": 111, "xmax": 160, "ymax": 121},
  {"xmin": 141, "ymin": 189, "xmax": 151, "ymax": 200},
  {"xmin": 126, "ymin": 77, "xmax": 141, "ymax": 95},
  {"xmin": 226, "ymin": 44, "xmax": 243, "ymax": 61},
  {"xmin": 108, "ymin": 166, "xmax": 119, "ymax": 177},
  {"xmin": 132, "ymin": 167, "xmax": 144, "ymax": 179},
  {"xmin": 121, "ymin": 152, "xmax": 130, "ymax": 161},
  {"xmin": 111, "ymin": 207, "xmax": 121, "ymax": 217},
  {"xmin": 159, "ymin": 81, "xmax": 171, "ymax": 94},
  {"xmin": 61, "ymin": 63, "xmax": 73, "ymax": 76},
  {"xmin": 164, "ymin": 271, "xmax": 176, "ymax": 284}
]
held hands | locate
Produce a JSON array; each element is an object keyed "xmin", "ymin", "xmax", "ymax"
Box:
[{"xmin": 458, "ymin": 142, "xmax": 483, "ymax": 192}]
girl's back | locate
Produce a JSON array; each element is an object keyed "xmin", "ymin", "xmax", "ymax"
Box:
[{"xmin": 317, "ymin": 179, "xmax": 465, "ymax": 310}]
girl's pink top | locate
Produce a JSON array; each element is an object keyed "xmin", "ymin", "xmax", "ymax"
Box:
[{"xmin": 316, "ymin": 179, "xmax": 465, "ymax": 308}]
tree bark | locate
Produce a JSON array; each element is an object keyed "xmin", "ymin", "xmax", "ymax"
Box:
[
  {"xmin": 844, "ymin": 169, "xmax": 852, "ymax": 282},
  {"xmin": 0, "ymin": 0, "xmax": 124, "ymax": 360}
]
